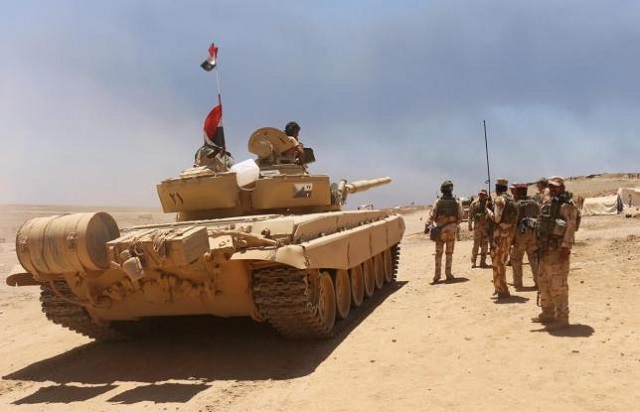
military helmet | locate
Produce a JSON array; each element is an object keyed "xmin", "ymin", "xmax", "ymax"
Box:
[{"xmin": 440, "ymin": 180, "xmax": 454, "ymax": 192}]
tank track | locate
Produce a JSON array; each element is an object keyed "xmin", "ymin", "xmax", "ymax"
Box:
[
  {"xmin": 253, "ymin": 244, "xmax": 401, "ymax": 339},
  {"xmin": 40, "ymin": 280, "xmax": 128, "ymax": 341},
  {"xmin": 253, "ymin": 267, "xmax": 333, "ymax": 339},
  {"xmin": 391, "ymin": 244, "xmax": 400, "ymax": 281}
]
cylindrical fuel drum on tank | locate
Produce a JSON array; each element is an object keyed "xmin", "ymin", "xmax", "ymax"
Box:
[{"xmin": 16, "ymin": 212, "xmax": 120, "ymax": 276}]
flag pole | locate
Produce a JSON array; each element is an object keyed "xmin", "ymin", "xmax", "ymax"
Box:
[
  {"xmin": 201, "ymin": 43, "xmax": 227, "ymax": 154},
  {"xmin": 214, "ymin": 65, "xmax": 225, "ymax": 153}
]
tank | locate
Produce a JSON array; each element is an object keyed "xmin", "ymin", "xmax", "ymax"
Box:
[{"xmin": 8, "ymin": 127, "xmax": 405, "ymax": 339}]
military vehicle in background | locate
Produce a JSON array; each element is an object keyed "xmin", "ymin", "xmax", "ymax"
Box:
[{"xmin": 9, "ymin": 127, "xmax": 404, "ymax": 339}]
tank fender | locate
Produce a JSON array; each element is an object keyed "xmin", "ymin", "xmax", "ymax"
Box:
[
  {"xmin": 5, "ymin": 263, "xmax": 42, "ymax": 286},
  {"xmin": 231, "ymin": 214, "xmax": 405, "ymax": 269},
  {"xmin": 231, "ymin": 245, "xmax": 307, "ymax": 269}
]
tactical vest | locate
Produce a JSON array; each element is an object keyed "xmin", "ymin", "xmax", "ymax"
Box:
[
  {"xmin": 500, "ymin": 193, "xmax": 518, "ymax": 224},
  {"xmin": 437, "ymin": 196, "xmax": 458, "ymax": 218},
  {"xmin": 532, "ymin": 192, "xmax": 542, "ymax": 204},
  {"xmin": 473, "ymin": 200, "xmax": 487, "ymax": 221},
  {"xmin": 517, "ymin": 198, "xmax": 539, "ymax": 221},
  {"xmin": 537, "ymin": 193, "xmax": 575, "ymax": 242}
]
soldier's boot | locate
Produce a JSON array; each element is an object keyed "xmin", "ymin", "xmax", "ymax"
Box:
[
  {"xmin": 513, "ymin": 277, "xmax": 523, "ymax": 290},
  {"xmin": 445, "ymin": 254, "xmax": 454, "ymax": 281},
  {"xmin": 531, "ymin": 311, "xmax": 555, "ymax": 324},
  {"xmin": 479, "ymin": 255, "xmax": 489, "ymax": 268},
  {"xmin": 471, "ymin": 256, "xmax": 477, "ymax": 268},
  {"xmin": 545, "ymin": 316, "xmax": 570, "ymax": 331},
  {"xmin": 432, "ymin": 255, "xmax": 442, "ymax": 284}
]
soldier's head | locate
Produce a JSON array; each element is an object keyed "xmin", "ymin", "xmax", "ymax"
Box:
[
  {"xmin": 495, "ymin": 178, "xmax": 508, "ymax": 194},
  {"xmin": 478, "ymin": 189, "xmax": 488, "ymax": 199},
  {"xmin": 440, "ymin": 180, "xmax": 454, "ymax": 194},
  {"xmin": 511, "ymin": 183, "xmax": 528, "ymax": 200},
  {"xmin": 536, "ymin": 177, "xmax": 548, "ymax": 192},
  {"xmin": 548, "ymin": 176, "xmax": 565, "ymax": 196},
  {"xmin": 284, "ymin": 121, "xmax": 301, "ymax": 137}
]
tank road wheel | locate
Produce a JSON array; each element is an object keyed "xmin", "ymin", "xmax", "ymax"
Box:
[
  {"xmin": 373, "ymin": 254, "xmax": 385, "ymax": 289},
  {"xmin": 334, "ymin": 269, "xmax": 351, "ymax": 320},
  {"xmin": 349, "ymin": 265, "xmax": 364, "ymax": 307},
  {"xmin": 363, "ymin": 259, "xmax": 375, "ymax": 298},
  {"xmin": 316, "ymin": 270, "xmax": 337, "ymax": 333}
]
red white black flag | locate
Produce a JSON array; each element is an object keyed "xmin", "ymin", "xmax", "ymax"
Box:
[
  {"xmin": 200, "ymin": 43, "xmax": 218, "ymax": 72},
  {"xmin": 203, "ymin": 98, "xmax": 225, "ymax": 150},
  {"xmin": 201, "ymin": 43, "xmax": 226, "ymax": 151}
]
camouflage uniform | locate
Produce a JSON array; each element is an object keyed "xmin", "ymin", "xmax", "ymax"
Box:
[
  {"xmin": 511, "ymin": 194, "xmax": 540, "ymax": 288},
  {"xmin": 534, "ymin": 177, "xmax": 578, "ymax": 329},
  {"xmin": 486, "ymin": 179, "xmax": 518, "ymax": 298},
  {"xmin": 468, "ymin": 193, "xmax": 490, "ymax": 268},
  {"xmin": 428, "ymin": 192, "xmax": 464, "ymax": 283},
  {"xmin": 532, "ymin": 177, "xmax": 549, "ymax": 204},
  {"xmin": 194, "ymin": 144, "xmax": 233, "ymax": 171}
]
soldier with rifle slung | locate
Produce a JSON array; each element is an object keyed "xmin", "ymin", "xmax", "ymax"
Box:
[
  {"xmin": 511, "ymin": 183, "xmax": 540, "ymax": 289},
  {"xmin": 485, "ymin": 178, "xmax": 518, "ymax": 300},
  {"xmin": 532, "ymin": 176, "xmax": 578, "ymax": 330},
  {"xmin": 468, "ymin": 189, "xmax": 491, "ymax": 268},
  {"xmin": 426, "ymin": 180, "xmax": 464, "ymax": 284}
]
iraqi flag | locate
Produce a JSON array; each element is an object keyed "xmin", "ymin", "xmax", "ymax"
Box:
[
  {"xmin": 203, "ymin": 98, "xmax": 226, "ymax": 150},
  {"xmin": 200, "ymin": 43, "xmax": 218, "ymax": 72}
]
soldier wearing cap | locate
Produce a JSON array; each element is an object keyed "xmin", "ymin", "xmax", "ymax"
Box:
[
  {"xmin": 485, "ymin": 178, "xmax": 518, "ymax": 299},
  {"xmin": 533, "ymin": 177, "xmax": 549, "ymax": 204},
  {"xmin": 511, "ymin": 183, "xmax": 540, "ymax": 289},
  {"xmin": 468, "ymin": 189, "xmax": 491, "ymax": 268},
  {"xmin": 533, "ymin": 176, "xmax": 578, "ymax": 330},
  {"xmin": 426, "ymin": 180, "xmax": 464, "ymax": 284}
]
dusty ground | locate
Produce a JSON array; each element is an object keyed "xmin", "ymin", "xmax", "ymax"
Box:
[{"xmin": 1, "ymin": 194, "xmax": 640, "ymax": 411}]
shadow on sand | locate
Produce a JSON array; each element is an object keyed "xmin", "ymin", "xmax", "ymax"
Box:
[
  {"xmin": 529, "ymin": 323, "xmax": 595, "ymax": 338},
  {"xmin": 429, "ymin": 277, "xmax": 469, "ymax": 285},
  {"xmin": 5, "ymin": 281, "xmax": 407, "ymax": 405},
  {"xmin": 493, "ymin": 295, "xmax": 530, "ymax": 304}
]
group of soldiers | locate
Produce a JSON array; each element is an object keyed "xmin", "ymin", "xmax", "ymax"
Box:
[{"xmin": 426, "ymin": 177, "xmax": 579, "ymax": 331}]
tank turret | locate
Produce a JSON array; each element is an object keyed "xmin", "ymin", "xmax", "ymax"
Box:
[{"xmin": 157, "ymin": 127, "xmax": 391, "ymax": 221}]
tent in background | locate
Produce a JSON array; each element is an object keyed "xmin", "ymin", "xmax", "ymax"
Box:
[
  {"xmin": 581, "ymin": 187, "xmax": 640, "ymax": 216},
  {"xmin": 581, "ymin": 194, "xmax": 622, "ymax": 216},
  {"xmin": 618, "ymin": 187, "xmax": 640, "ymax": 210}
]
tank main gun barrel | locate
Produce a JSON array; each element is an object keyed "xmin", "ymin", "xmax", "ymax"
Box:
[
  {"xmin": 345, "ymin": 177, "xmax": 392, "ymax": 194},
  {"xmin": 334, "ymin": 176, "xmax": 392, "ymax": 207}
]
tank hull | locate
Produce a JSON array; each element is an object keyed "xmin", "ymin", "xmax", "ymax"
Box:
[{"xmin": 13, "ymin": 210, "xmax": 404, "ymax": 339}]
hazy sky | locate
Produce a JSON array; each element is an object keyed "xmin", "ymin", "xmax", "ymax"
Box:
[{"xmin": 1, "ymin": 0, "xmax": 639, "ymax": 209}]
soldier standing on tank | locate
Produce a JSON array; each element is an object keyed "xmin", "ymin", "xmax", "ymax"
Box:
[
  {"xmin": 511, "ymin": 183, "xmax": 540, "ymax": 290},
  {"xmin": 485, "ymin": 178, "xmax": 518, "ymax": 299},
  {"xmin": 532, "ymin": 176, "xmax": 578, "ymax": 330},
  {"xmin": 426, "ymin": 180, "xmax": 464, "ymax": 284},
  {"xmin": 468, "ymin": 189, "xmax": 491, "ymax": 268}
]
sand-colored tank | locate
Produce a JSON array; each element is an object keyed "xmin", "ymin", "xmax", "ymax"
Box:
[{"xmin": 8, "ymin": 127, "xmax": 405, "ymax": 339}]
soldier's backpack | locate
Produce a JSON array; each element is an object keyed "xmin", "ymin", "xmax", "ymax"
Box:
[{"xmin": 501, "ymin": 194, "xmax": 519, "ymax": 224}]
